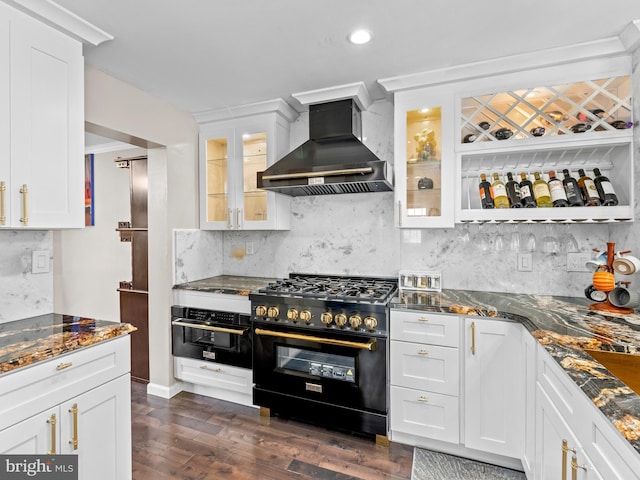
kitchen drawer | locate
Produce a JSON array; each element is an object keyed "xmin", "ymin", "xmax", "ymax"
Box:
[
  {"xmin": 391, "ymin": 310, "xmax": 460, "ymax": 347},
  {"xmin": 391, "ymin": 340, "xmax": 459, "ymax": 395},
  {"xmin": 0, "ymin": 336, "xmax": 130, "ymax": 431},
  {"xmin": 390, "ymin": 385, "xmax": 459, "ymax": 444},
  {"xmin": 174, "ymin": 357, "xmax": 252, "ymax": 395},
  {"xmin": 536, "ymin": 344, "xmax": 582, "ymax": 430}
]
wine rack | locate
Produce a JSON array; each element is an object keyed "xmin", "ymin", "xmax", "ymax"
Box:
[{"xmin": 460, "ymin": 76, "xmax": 632, "ymax": 144}]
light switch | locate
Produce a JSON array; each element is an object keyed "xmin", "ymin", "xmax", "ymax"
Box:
[
  {"xmin": 517, "ymin": 253, "xmax": 532, "ymax": 272},
  {"xmin": 32, "ymin": 250, "xmax": 50, "ymax": 274}
]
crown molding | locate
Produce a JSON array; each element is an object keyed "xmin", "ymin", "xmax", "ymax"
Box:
[
  {"xmin": 193, "ymin": 98, "xmax": 298, "ymax": 125},
  {"xmin": 1, "ymin": 0, "xmax": 113, "ymax": 46},
  {"xmin": 292, "ymin": 82, "xmax": 373, "ymax": 111},
  {"xmin": 378, "ymin": 36, "xmax": 628, "ymax": 93}
]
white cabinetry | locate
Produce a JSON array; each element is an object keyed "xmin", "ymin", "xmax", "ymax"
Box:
[
  {"xmin": 196, "ymin": 100, "xmax": 297, "ymax": 230},
  {"xmin": 463, "ymin": 318, "xmax": 524, "ymax": 460},
  {"xmin": 535, "ymin": 343, "xmax": 640, "ymax": 480},
  {"xmin": 390, "ymin": 311, "xmax": 460, "ymax": 443},
  {"xmin": 0, "ymin": 2, "xmax": 84, "ymax": 229},
  {"xmin": 0, "ymin": 336, "xmax": 132, "ymax": 480}
]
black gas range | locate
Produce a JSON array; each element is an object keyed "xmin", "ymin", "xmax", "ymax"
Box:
[{"xmin": 249, "ymin": 273, "xmax": 398, "ymax": 442}]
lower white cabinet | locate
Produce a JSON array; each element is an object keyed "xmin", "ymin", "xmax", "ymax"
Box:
[
  {"xmin": 174, "ymin": 356, "xmax": 253, "ymax": 407},
  {"xmin": 0, "ymin": 336, "xmax": 132, "ymax": 480},
  {"xmin": 535, "ymin": 383, "xmax": 602, "ymax": 480},
  {"xmin": 464, "ymin": 318, "xmax": 524, "ymax": 459}
]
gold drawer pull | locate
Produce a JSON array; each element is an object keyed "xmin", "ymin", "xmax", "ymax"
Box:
[
  {"xmin": 418, "ymin": 349, "xmax": 429, "ymax": 355},
  {"xmin": 471, "ymin": 321, "xmax": 476, "ymax": 355},
  {"xmin": 571, "ymin": 454, "xmax": 587, "ymax": 480},
  {"xmin": 0, "ymin": 181, "xmax": 5, "ymax": 225},
  {"xmin": 69, "ymin": 403, "xmax": 78, "ymax": 450},
  {"xmin": 418, "ymin": 317, "xmax": 430, "ymax": 322},
  {"xmin": 19, "ymin": 184, "xmax": 28, "ymax": 226},
  {"xmin": 200, "ymin": 365, "xmax": 222, "ymax": 372},
  {"xmin": 418, "ymin": 396, "xmax": 428, "ymax": 403},
  {"xmin": 56, "ymin": 362, "xmax": 73, "ymax": 371},
  {"xmin": 47, "ymin": 413, "xmax": 56, "ymax": 454}
]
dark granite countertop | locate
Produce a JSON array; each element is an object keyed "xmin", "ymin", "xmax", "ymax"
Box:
[
  {"xmin": 172, "ymin": 275, "xmax": 277, "ymax": 296},
  {"xmin": 0, "ymin": 314, "xmax": 136, "ymax": 376},
  {"xmin": 392, "ymin": 289, "xmax": 640, "ymax": 454}
]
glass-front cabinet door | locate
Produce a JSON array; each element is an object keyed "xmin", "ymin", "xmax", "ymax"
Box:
[
  {"xmin": 394, "ymin": 87, "xmax": 455, "ymax": 228},
  {"xmin": 198, "ymin": 105, "xmax": 293, "ymax": 230}
]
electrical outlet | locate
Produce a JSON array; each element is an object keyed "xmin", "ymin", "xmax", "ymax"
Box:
[
  {"xmin": 518, "ymin": 253, "xmax": 532, "ymax": 272},
  {"xmin": 31, "ymin": 250, "xmax": 50, "ymax": 274},
  {"xmin": 245, "ymin": 242, "xmax": 255, "ymax": 255},
  {"xmin": 567, "ymin": 252, "xmax": 591, "ymax": 272}
]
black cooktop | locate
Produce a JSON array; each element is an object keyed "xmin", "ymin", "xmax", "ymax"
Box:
[{"xmin": 257, "ymin": 273, "xmax": 398, "ymax": 304}]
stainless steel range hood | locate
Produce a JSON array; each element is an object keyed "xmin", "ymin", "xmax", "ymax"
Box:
[{"xmin": 257, "ymin": 99, "xmax": 393, "ymax": 196}]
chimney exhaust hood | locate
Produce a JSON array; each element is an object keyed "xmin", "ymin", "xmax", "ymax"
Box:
[{"xmin": 257, "ymin": 94, "xmax": 393, "ymax": 197}]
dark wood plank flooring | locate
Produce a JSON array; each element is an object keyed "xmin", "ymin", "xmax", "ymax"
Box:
[{"xmin": 131, "ymin": 381, "xmax": 414, "ymax": 480}]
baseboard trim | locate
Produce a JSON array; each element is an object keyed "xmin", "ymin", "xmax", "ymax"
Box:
[{"xmin": 146, "ymin": 381, "xmax": 183, "ymax": 398}]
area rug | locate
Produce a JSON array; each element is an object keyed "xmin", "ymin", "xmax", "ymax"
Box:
[{"xmin": 411, "ymin": 448, "xmax": 526, "ymax": 480}]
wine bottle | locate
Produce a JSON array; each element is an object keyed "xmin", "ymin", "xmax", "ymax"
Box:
[
  {"xmin": 519, "ymin": 172, "xmax": 537, "ymax": 208},
  {"xmin": 491, "ymin": 173, "xmax": 510, "ymax": 209},
  {"xmin": 577, "ymin": 169, "xmax": 601, "ymax": 206},
  {"xmin": 546, "ymin": 111, "xmax": 568, "ymax": 122},
  {"xmin": 575, "ymin": 109, "xmax": 606, "ymax": 122},
  {"xmin": 532, "ymin": 172, "xmax": 553, "ymax": 208},
  {"xmin": 491, "ymin": 128, "xmax": 513, "ymax": 140},
  {"xmin": 609, "ymin": 120, "xmax": 633, "ymax": 129},
  {"xmin": 479, "ymin": 173, "xmax": 494, "ymax": 209},
  {"xmin": 505, "ymin": 172, "xmax": 522, "ymax": 208},
  {"xmin": 592, "ymin": 168, "xmax": 619, "ymax": 206},
  {"xmin": 463, "ymin": 133, "xmax": 477, "ymax": 143},
  {"xmin": 478, "ymin": 121, "xmax": 490, "ymax": 130},
  {"xmin": 547, "ymin": 170, "xmax": 569, "ymax": 207},
  {"xmin": 562, "ymin": 169, "xmax": 584, "ymax": 207}
]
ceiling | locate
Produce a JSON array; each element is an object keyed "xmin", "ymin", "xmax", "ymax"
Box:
[{"xmin": 55, "ymin": 0, "xmax": 640, "ymax": 116}]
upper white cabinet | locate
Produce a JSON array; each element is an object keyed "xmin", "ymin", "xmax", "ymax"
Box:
[
  {"xmin": 381, "ymin": 46, "xmax": 635, "ymax": 226},
  {"xmin": 196, "ymin": 100, "xmax": 297, "ymax": 230},
  {"xmin": 392, "ymin": 86, "xmax": 456, "ymax": 228},
  {"xmin": 0, "ymin": 2, "xmax": 88, "ymax": 229}
]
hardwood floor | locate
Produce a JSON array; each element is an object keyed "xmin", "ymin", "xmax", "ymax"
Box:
[{"xmin": 131, "ymin": 381, "xmax": 414, "ymax": 480}]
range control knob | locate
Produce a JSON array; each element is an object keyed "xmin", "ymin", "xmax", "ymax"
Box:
[
  {"xmin": 255, "ymin": 305, "xmax": 267, "ymax": 317},
  {"xmin": 267, "ymin": 306, "xmax": 280, "ymax": 319},
  {"xmin": 320, "ymin": 312, "xmax": 333, "ymax": 325},
  {"xmin": 300, "ymin": 310, "xmax": 312, "ymax": 323},
  {"xmin": 334, "ymin": 313, "xmax": 348, "ymax": 327},
  {"xmin": 349, "ymin": 314, "xmax": 362, "ymax": 329},
  {"xmin": 287, "ymin": 308, "xmax": 299, "ymax": 321},
  {"xmin": 364, "ymin": 316, "xmax": 378, "ymax": 330}
]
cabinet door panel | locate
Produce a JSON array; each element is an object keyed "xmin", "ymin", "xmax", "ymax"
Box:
[
  {"xmin": 390, "ymin": 385, "xmax": 459, "ymax": 443},
  {"xmin": 391, "ymin": 340, "xmax": 459, "ymax": 395},
  {"xmin": 464, "ymin": 318, "xmax": 523, "ymax": 459},
  {"xmin": 0, "ymin": 409, "xmax": 56, "ymax": 454},
  {"xmin": 11, "ymin": 17, "xmax": 83, "ymax": 228}
]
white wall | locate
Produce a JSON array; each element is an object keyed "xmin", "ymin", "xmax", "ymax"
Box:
[{"xmin": 53, "ymin": 147, "xmax": 144, "ymax": 321}]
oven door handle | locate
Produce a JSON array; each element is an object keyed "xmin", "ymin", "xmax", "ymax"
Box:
[
  {"xmin": 254, "ymin": 327, "xmax": 377, "ymax": 351},
  {"xmin": 172, "ymin": 320, "xmax": 248, "ymax": 336}
]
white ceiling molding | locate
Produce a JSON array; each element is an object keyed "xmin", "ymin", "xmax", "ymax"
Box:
[
  {"xmin": 292, "ymin": 82, "xmax": 373, "ymax": 111},
  {"xmin": 1, "ymin": 0, "xmax": 113, "ymax": 46},
  {"xmin": 193, "ymin": 98, "xmax": 298, "ymax": 125},
  {"xmin": 378, "ymin": 37, "xmax": 627, "ymax": 93},
  {"xmin": 620, "ymin": 19, "xmax": 640, "ymax": 52},
  {"xmin": 85, "ymin": 141, "xmax": 138, "ymax": 155}
]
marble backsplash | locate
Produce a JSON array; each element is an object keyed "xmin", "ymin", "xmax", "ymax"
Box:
[
  {"xmin": 174, "ymin": 97, "xmax": 639, "ymax": 298},
  {"xmin": 0, "ymin": 230, "xmax": 53, "ymax": 322}
]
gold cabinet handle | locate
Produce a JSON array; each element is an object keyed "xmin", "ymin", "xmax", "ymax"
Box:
[
  {"xmin": 562, "ymin": 439, "xmax": 576, "ymax": 480},
  {"xmin": 571, "ymin": 454, "xmax": 587, "ymax": 480},
  {"xmin": 19, "ymin": 184, "xmax": 28, "ymax": 226},
  {"xmin": 47, "ymin": 413, "xmax": 57, "ymax": 454},
  {"xmin": 418, "ymin": 396, "xmax": 428, "ymax": 402},
  {"xmin": 236, "ymin": 208, "xmax": 242, "ymax": 229},
  {"xmin": 471, "ymin": 321, "xmax": 476, "ymax": 355},
  {"xmin": 69, "ymin": 403, "xmax": 78, "ymax": 450},
  {"xmin": 418, "ymin": 317, "xmax": 430, "ymax": 322},
  {"xmin": 255, "ymin": 327, "xmax": 377, "ymax": 351},
  {"xmin": 418, "ymin": 349, "xmax": 429, "ymax": 355},
  {"xmin": 56, "ymin": 362, "xmax": 73, "ymax": 371},
  {"xmin": 200, "ymin": 365, "xmax": 222, "ymax": 372},
  {"xmin": 398, "ymin": 200, "xmax": 402, "ymax": 227},
  {"xmin": 0, "ymin": 181, "xmax": 5, "ymax": 225},
  {"xmin": 227, "ymin": 208, "xmax": 233, "ymax": 229}
]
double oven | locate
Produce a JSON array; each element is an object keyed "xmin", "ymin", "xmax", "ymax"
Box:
[{"xmin": 250, "ymin": 274, "xmax": 398, "ymax": 440}]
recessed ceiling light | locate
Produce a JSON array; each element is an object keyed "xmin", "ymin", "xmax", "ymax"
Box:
[{"xmin": 348, "ymin": 29, "xmax": 373, "ymax": 45}]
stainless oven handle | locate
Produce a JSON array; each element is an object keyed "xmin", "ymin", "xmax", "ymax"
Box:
[
  {"xmin": 171, "ymin": 320, "xmax": 248, "ymax": 336},
  {"xmin": 254, "ymin": 327, "xmax": 377, "ymax": 351}
]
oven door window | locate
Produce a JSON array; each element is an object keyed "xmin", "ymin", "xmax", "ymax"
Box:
[{"xmin": 276, "ymin": 346, "xmax": 356, "ymax": 383}]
